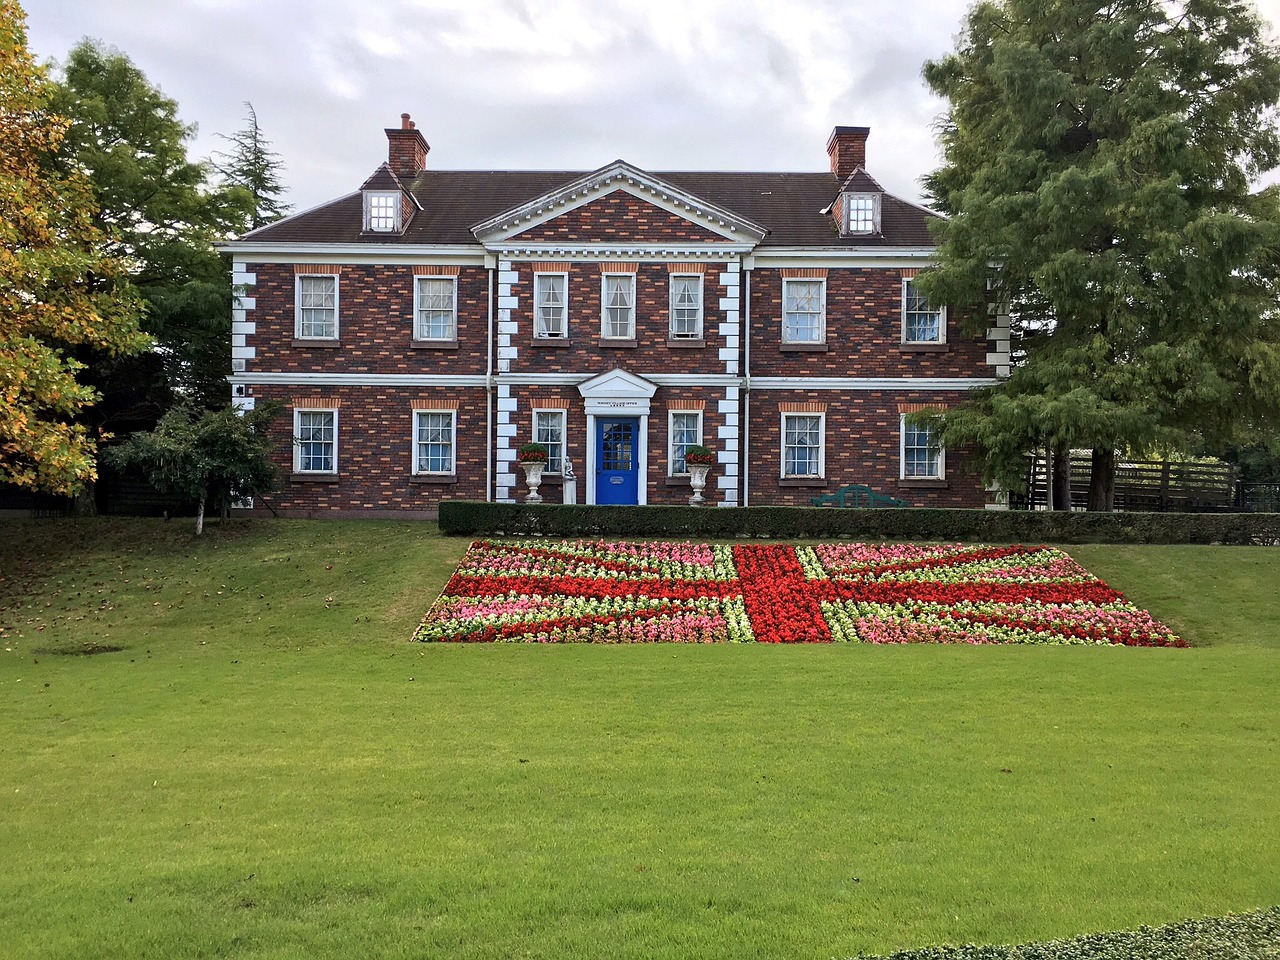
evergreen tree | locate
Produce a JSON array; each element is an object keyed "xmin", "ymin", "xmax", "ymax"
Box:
[
  {"xmin": 919, "ymin": 0, "xmax": 1280, "ymax": 510},
  {"xmin": 0, "ymin": 0, "xmax": 147, "ymax": 495},
  {"xmin": 214, "ymin": 101, "xmax": 290, "ymax": 233}
]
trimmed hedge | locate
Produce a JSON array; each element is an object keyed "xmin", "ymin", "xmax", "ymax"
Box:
[
  {"xmin": 437, "ymin": 501, "xmax": 1280, "ymax": 545},
  {"xmin": 847, "ymin": 905, "xmax": 1280, "ymax": 959}
]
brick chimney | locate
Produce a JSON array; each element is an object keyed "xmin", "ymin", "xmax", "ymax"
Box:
[
  {"xmin": 386, "ymin": 112, "xmax": 430, "ymax": 177},
  {"xmin": 827, "ymin": 126, "xmax": 869, "ymax": 179}
]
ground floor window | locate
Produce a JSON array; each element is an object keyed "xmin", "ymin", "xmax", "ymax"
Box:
[
  {"xmin": 669, "ymin": 411, "xmax": 702, "ymax": 475},
  {"xmin": 782, "ymin": 414, "xmax": 823, "ymax": 478},
  {"xmin": 294, "ymin": 409, "xmax": 337, "ymax": 473},
  {"xmin": 534, "ymin": 410, "xmax": 566, "ymax": 474},
  {"xmin": 415, "ymin": 410, "xmax": 456, "ymax": 475},
  {"xmin": 901, "ymin": 417, "xmax": 943, "ymax": 479}
]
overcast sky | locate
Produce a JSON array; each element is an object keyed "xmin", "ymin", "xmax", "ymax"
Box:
[{"xmin": 24, "ymin": 0, "xmax": 1280, "ymax": 213}]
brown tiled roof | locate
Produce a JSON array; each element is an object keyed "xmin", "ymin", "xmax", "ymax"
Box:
[{"xmin": 242, "ymin": 168, "xmax": 940, "ymax": 248}]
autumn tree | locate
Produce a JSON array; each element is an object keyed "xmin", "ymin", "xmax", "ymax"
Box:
[
  {"xmin": 0, "ymin": 0, "xmax": 146, "ymax": 494},
  {"xmin": 920, "ymin": 0, "xmax": 1280, "ymax": 510}
]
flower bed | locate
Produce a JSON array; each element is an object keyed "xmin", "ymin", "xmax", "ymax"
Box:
[{"xmin": 416, "ymin": 539, "xmax": 1185, "ymax": 646}]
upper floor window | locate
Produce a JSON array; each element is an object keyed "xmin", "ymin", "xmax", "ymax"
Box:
[
  {"xmin": 364, "ymin": 191, "xmax": 401, "ymax": 232},
  {"xmin": 295, "ymin": 409, "xmax": 337, "ymax": 473},
  {"xmin": 782, "ymin": 279, "xmax": 825, "ymax": 344},
  {"xmin": 903, "ymin": 280, "xmax": 945, "ymax": 343},
  {"xmin": 902, "ymin": 417, "xmax": 944, "ymax": 479},
  {"xmin": 669, "ymin": 275, "xmax": 703, "ymax": 340},
  {"xmin": 601, "ymin": 274, "xmax": 636, "ymax": 340},
  {"xmin": 535, "ymin": 273, "xmax": 567, "ymax": 339},
  {"xmin": 534, "ymin": 410, "xmax": 566, "ymax": 474},
  {"xmin": 782, "ymin": 413, "xmax": 824, "ymax": 478},
  {"xmin": 414, "ymin": 276, "xmax": 457, "ymax": 341},
  {"xmin": 845, "ymin": 192, "xmax": 880, "ymax": 235},
  {"xmin": 669, "ymin": 411, "xmax": 703, "ymax": 476},
  {"xmin": 414, "ymin": 410, "xmax": 456, "ymax": 475},
  {"xmin": 295, "ymin": 275, "xmax": 338, "ymax": 340}
]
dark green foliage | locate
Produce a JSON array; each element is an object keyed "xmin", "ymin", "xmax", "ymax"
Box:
[
  {"xmin": 437, "ymin": 501, "xmax": 1280, "ymax": 545},
  {"xmin": 213, "ymin": 101, "xmax": 290, "ymax": 233},
  {"xmin": 104, "ymin": 402, "xmax": 281, "ymax": 533},
  {"xmin": 47, "ymin": 42, "xmax": 277, "ymax": 410},
  {"xmin": 920, "ymin": 0, "xmax": 1280, "ymax": 509},
  {"xmin": 848, "ymin": 905, "xmax": 1279, "ymax": 960}
]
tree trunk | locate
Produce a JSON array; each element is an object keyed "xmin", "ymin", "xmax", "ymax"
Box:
[
  {"xmin": 1051, "ymin": 442, "xmax": 1073, "ymax": 511},
  {"xmin": 195, "ymin": 496, "xmax": 205, "ymax": 536},
  {"xmin": 73, "ymin": 482, "xmax": 98, "ymax": 516},
  {"xmin": 1088, "ymin": 448, "xmax": 1116, "ymax": 512}
]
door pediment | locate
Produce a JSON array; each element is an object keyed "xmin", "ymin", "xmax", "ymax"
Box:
[{"xmin": 578, "ymin": 368, "xmax": 657, "ymax": 416}]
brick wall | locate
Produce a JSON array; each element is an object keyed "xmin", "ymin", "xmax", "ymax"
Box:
[
  {"xmin": 247, "ymin": 384, "xmax": 488, "ymax": 516},
  {"xmin": 747, "ymin": 389, "xmax": 984, "ymax": 508}
]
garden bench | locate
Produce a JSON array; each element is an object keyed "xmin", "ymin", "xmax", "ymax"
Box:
[{"xmin": 810, "ymin": 483, "xmax": 909, "ymax": 509}]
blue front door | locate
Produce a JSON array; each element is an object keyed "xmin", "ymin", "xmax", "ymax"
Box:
[{"xmin": 596, "ymin": 418, "xmax": 640, "ymax": 505}]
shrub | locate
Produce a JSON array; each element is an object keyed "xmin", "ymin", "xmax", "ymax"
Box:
[
  {"xmin": 845, "ymin": 905, "xmax": 1280, "ymax": 959},
  {"xmin": 436, "ymin": 501, "xmax": 1280, "ymax": 545}
]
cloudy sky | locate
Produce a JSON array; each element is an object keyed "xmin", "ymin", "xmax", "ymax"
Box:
[{"xmin": 24, "ymin": 0, "xmax": 1280, "ymax": 213}]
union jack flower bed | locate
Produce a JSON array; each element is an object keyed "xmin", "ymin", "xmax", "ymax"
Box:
[{"xmin": 416, "ymin": 540, "xmax": 1185, "ymax": 646}]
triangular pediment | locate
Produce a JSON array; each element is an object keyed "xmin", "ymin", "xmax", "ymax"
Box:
[
  {"xmin": 577, "ymin": 368, "xmax": 659, "ymax": 400},
  {"xmin": 472, "ymin": 160, "xmax": 767, "ymax": 245}
]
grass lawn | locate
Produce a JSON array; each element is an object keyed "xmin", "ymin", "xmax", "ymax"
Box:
[{"xmin": 1, "ymin": 519, "xmax": 1277, "ymax": 959}]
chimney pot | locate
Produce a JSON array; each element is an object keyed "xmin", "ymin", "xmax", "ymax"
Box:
[{"xmin": 386, "ymin": 114, "xmax": 430, "ymax": 176}]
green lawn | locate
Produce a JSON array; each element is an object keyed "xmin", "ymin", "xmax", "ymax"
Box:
[{"xmin": 1, "ymin": 519, "xmax": 1277, "ymax": 959}]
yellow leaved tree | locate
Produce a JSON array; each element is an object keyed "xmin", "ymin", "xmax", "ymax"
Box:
[{"xmin": 0, "ymin": 0, "xmax": 147, "ymax": 494}]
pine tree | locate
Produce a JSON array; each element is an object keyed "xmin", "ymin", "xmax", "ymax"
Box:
[
  {"xmin": 0, "ymin": 1, "xmax": 147, "ymax": 494},
  {"xmin": 214, "ymin": 101, "xmax": 290, "ymax": 233},
  {"xmin": 919, "ymin": 0, "xmax": 1280, "ymax": 510}
]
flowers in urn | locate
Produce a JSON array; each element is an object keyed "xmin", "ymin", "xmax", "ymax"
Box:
[
  {"xmin": 683, "ymin": 445, "xmax": 716, "ymax": 505},
  {"xmin": 518, "ymin": 442, "xmax": 548, "ymax": 503}
]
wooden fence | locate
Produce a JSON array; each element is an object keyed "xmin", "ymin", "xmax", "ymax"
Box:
[{"xmin": 1016, "ymin": 455, "xmax": 1241, "ymax": 512}]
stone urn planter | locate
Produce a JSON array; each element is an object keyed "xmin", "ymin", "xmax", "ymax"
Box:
[
  {"xmin": 684, "ymin": 445, "xmax": 716, "ymax": 506},
  {"xmin": 517, "ymin": 443, "xmax": 549, "ymax": 504}
]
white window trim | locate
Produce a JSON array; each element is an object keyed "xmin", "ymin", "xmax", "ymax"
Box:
[
  {"xmin": 364, "ymin": 191, "xmax": 402, "ymax": 232},
  {"xmin": 412, "ymin": 409, "xmax": 457, "ymax": 477},
  {"xmin": 600, "ymin": 272, "xmax": 637, "ymax": 340},
  {"xmin": 413, "ymin": 275, "xmax": 458, "ymax": 342},
  {"xmin": 668, "ymin": 274, "xmax": 704, "ymax": 340},
  {"xmin": 294, "ymin": 274, "xmax": 340, "ymax": 341},
  {"xmin": 901, "ymin": 279, "xmax": 947, "ymax": 344},
  {"xmin": 845, "ymin": 192, "xmax": 881, "ymax": 235},
  {"xmin": 293, "ymin": 407, "xmax": 338, "ymax": 475},
  {"xmin": 533, "ymin": 272, "xmax": 569, "ymax": 339},
  {"xmin": 667, "ymin": 410, "xmax": 704, "ymax": 477},
  {"xmin": 780, "ymin": 412, "xmax": 825, "ymax": 480},
  {"xmin": 900, "ymin": 414, "xmax": 945, "ymax": 480},
  {"xmin": 781, "ymin": 278, "xmax": 826, "ymax": 345},
  {"xmin": 531, "ymin": 407, "xmax": 567, "ymax": 476}
]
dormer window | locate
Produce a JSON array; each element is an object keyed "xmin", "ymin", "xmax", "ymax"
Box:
[
  {"xmin": 845, "ymin": 192, "xmax": 880, "ymax": 235},
  {"xmin": 364, "ymin": 191, "xmax": 401, "ymax": 232}
]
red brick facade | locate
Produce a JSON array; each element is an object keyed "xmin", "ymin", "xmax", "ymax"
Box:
[{"xmin": 227, "ymin": 121, "xmax": 1005, "ymax": 516}]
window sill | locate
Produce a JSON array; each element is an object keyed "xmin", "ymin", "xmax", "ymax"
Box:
[
  {"xmin": 410, "ymin": 340, "xmax": 459, "ymax": 350},
  {"xmin": 779, "ymin": 477, "xmax": 827, "ymax": 488},
  {"xmin": 665, "ymin": 476, "xmax": 692, "ymax": 487},
  {"xmin": 667, "ymin": 338, "xmax": 705, "ymax": 349},
  {"xmin": 532, "ymin": 338, "xmax": 573, "ymax": 348},
  {"xmin": 291, "ymin": 472, "xmax": 340, "ymax": 483},
  {"xmin": 899, "ymin": 342, "xmax": 949, "ymax": 353},
  {"xmin": 292, "ymin": 338, "xmax": 340, "ymax": 348},
  {"xmin": 780, "ymin": 343, "xmax": 828, "ymax": 353},
  {"xmin": 598, "ymin": 339, "xmax": 638, "ymax": 348},
  {"xmin": 409, "ymin": 475, "xmax": 458, "ymax": 485},
  {"xmin": 898, "ymin": 478, "xmax": 949, "ymax": 489}
]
